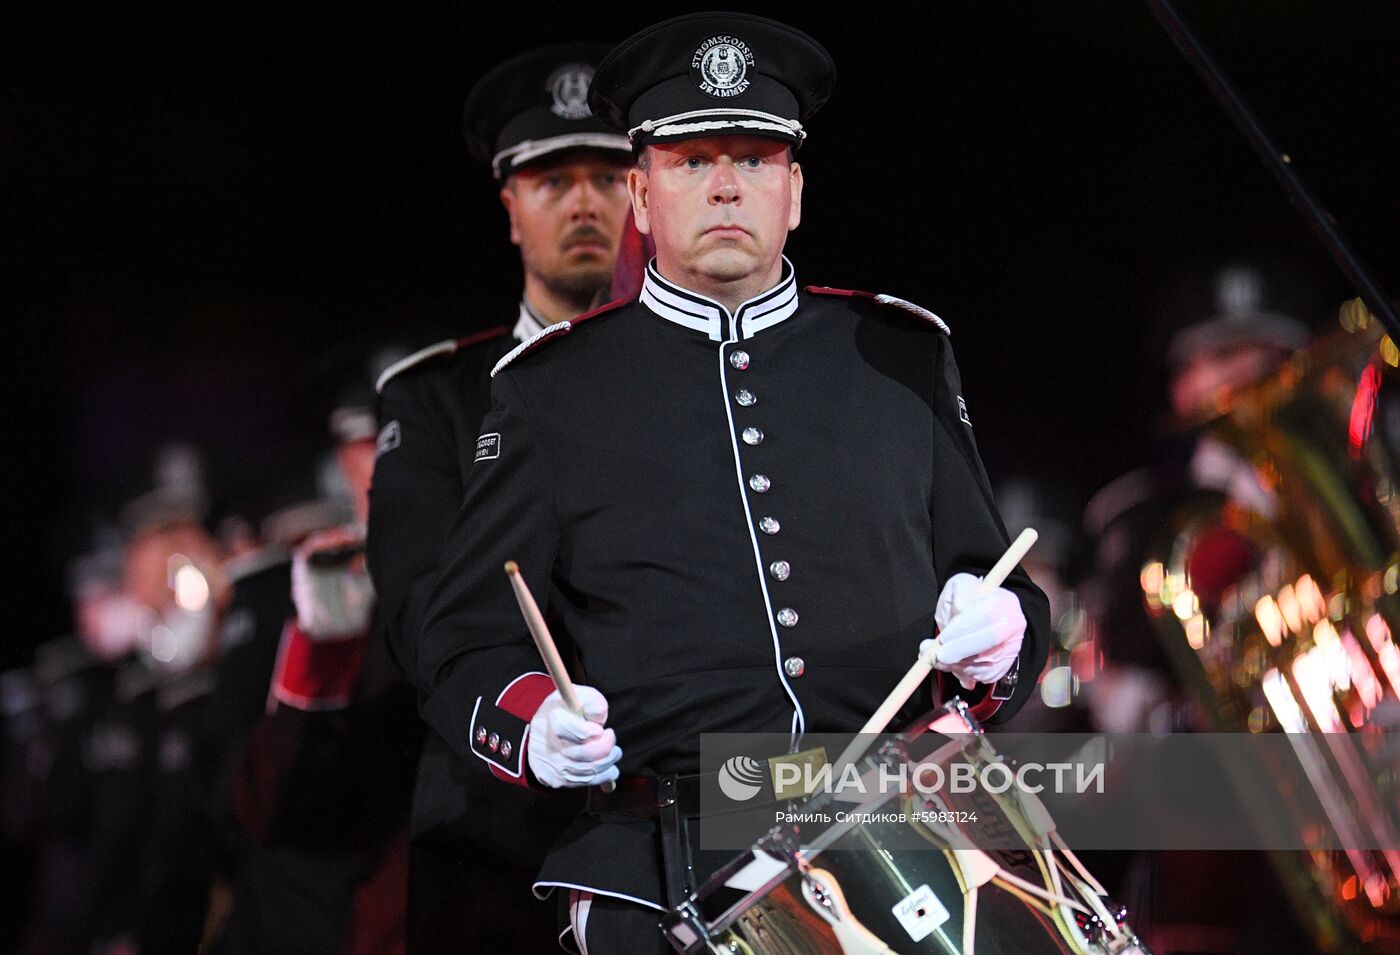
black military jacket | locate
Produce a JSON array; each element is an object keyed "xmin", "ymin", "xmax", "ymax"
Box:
[
  {"xmin": 367, "ymin": 309, "xmax": 582, "ymax": 951},
  {"xmin": 369, "ymin": 325, "xmax": 519, "ymax": 683},
  {"xmin": 419, "ymin": 261, "xmax": 1051, "ymax": 790}
]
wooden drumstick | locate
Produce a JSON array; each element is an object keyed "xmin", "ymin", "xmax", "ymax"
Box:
[
  {"xmin": 504, "ymin": 561, "xmax": 615, "ymax": 792},
  {"xmin": 834, "ymin": 528, "xmax": 1038, "ymax": 772}
]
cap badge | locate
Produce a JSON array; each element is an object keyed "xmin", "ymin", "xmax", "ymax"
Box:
[
  {"xmin": 692, "ymin": 35, "xmax": 753, "ymax": 98},
  {"xmin": 547, "ymin": 64, "xmax": 595, "ymax": 120}
]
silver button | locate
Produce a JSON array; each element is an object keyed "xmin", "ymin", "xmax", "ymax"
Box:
[
  {"xmin": 749, "ymin": 474, "xmax": 771, "ymax": 493},
  {"xmin": 734, "ymin": 389, "xmax": 756, "ymax": 407},
  {"xmin": 729, "ymin": 350, "xmax": 750, "ymax": 370},
  {"xmin": 759, "ymin": 516, "xmax": 780, "ymax": 535},
  {"xmin": 475, "ymin": 726, "xmax": 488, "ymax": 745},
  {"xmin": 769, "ymin": 560, "xmax": 790, "ymax": 581},
  {"xmin": 784, "ymin": 656, "xmax": 805, "ymax": 677},
  {"xmin": 742, "ymin": 427, "xmax": 764, "ymax": 446},
  {"xmin": 500, "ymin": 740, "xmax": 512, "ymax": 759},
  {"xmin": 777, "ymin": 608, "xmax": 799, "ymax": 628},
  {"xmin": 487, "ymin": 733, "xmax": 500, "ymax": 753}
]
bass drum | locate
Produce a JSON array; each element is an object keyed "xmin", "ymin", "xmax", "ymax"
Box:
[{"xmin": 663, "ymin": 702, "xmax": 1148, "ymax": 955}]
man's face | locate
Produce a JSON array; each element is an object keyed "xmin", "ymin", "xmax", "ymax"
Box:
[
  {"xmin": 1170, "ymin": 342, "xmax": 1290, "ymax": 421},
  {"xmin": 500, "ymin": 154, "xmax": 632, "ymax": 301},
  {"xmin": 628, "ymin": 136, "xmax": 802, "ymax": 291}
]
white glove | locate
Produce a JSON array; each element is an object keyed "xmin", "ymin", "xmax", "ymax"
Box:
[
  {"xmin": 291, "ymin": 529, "xmax": 375, "ymax": 639},
  {"xmin": 87, "ymin": 594, "xmax": 158, "ymax": 661},
  {"xmin": 528, "ymin": 685, "xmax": 622, "ymax": 788},
  {"xmin": 922, "ymin": 572, "xmax": 1026, "ymax": 690}
]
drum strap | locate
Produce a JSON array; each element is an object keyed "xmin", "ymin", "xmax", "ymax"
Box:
[
  {"xmin": 584, "ymin": 773, "xmax": 715, "ymax": 907},
  {"xmin": 656, "ymin": 775, "xmax": 688, "ymax": 907}
]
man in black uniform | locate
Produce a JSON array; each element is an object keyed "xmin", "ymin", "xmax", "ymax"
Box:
[
  {"xmin": 416, "ymin": 14, "xmax": 1052, "ymax": 952},
  {"xmin": 365, "ymin": 44, "xmax": 633, "ymax": 952}
]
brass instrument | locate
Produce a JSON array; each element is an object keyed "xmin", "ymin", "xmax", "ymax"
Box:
[{"xmin": 1142, "ymin": 300, "xmax": 1400, "ymax": 953}]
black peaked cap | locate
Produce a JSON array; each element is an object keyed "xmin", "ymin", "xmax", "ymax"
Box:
[
  {"xmin": 589, "ymin": 13, "xmax": 836, "ymax": 149},
  {"xmin": 463, "ymin": 43, "xmax": 632, "ymax": 179}
]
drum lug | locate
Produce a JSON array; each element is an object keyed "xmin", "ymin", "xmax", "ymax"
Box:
[{"xmin": 659, "ymin": 899, "xmax": 709, "ymax": 954}]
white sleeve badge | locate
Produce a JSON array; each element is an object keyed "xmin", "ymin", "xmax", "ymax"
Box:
[
  {"xmin": 474, "ymin": 433, "xmax": 501, "ymax": 462},
  {"xmin": 376, "ymin": 420, "xmax": 402, "ymax": 458}
]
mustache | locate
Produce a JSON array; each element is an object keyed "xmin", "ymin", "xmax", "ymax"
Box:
[{"xmin": 561, "ymin": 226, "xmax": 612, "ymax": 249}]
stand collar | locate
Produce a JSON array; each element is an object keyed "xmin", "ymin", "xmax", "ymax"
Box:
[
  {"xmin": 513, "ymin": 299, "xmax": 548, "ymax": 342},
  {"xmin": 639, "ymin": 257, "xmax": 799, "ymax": 341}
]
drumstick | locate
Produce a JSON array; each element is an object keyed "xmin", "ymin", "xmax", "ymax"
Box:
[
  {"xmin": 504, "ymin": 561, "xmax": 615, "ymax": 792},
  {"xmin": 834, "ymin": 528, "xmax": 1038, "ymax": 772}
]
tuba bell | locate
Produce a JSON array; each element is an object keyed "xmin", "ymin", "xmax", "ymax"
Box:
[{"xmin": 1142, "ymin": 299, "xmax": 1400, "ymax": 954}]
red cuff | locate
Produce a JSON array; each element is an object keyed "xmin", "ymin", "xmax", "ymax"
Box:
[
  {"xmin": 472, "ymin": 672, "xmax": 555, "ymax": 787},
  {"xmin": 270, "ymin": 620, "xmax": 367, "ymax": 711},
  {"xmin": 497, "ymin": 672, "xmax": 556, "ymax": 720}
]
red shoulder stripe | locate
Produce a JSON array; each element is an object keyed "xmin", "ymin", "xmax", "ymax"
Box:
[
  {"xmin": 804, "ymin": 286, "xmax": 875, "ymax": 299},
  {"xmin": 455, "ymin": 325, "xmax": 511, "ymax": 349},
  {"xmin": 570, "ymin": 297, "xmax": 629, "ymax": 325},
  {"xmin": 491, "ymin": 299, "xmax": 629, "ymax": 377},
  {"xmin": 805, "ymin": 287, "xmax": 951, "ymax": 335}
]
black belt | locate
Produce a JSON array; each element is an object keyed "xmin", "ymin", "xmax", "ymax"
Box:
[
  {"xmin": 584, "ymin": 773, "xmax": 711, "ymax": 819},
  {"xmin": 585, "ymin": 774, "xmax": 715, "ymax": 907}
]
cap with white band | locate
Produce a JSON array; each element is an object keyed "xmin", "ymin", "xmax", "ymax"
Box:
[
  {"xmin": 463, "ymin": 44, "xmax": 632, "ymax": 180},
  {"xmin": 589, "ymin": 12, "xmax": 836, "ymax": 150}
]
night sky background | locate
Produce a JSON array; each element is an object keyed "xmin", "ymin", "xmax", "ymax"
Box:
[{"xmin": 7, "ymin": 2, "xmax": 1400, "ymax": 668}]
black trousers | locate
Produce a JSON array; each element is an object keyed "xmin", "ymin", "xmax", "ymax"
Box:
[
  {"xmin": 407, "ymin": 837, "xmax": 560, "ymax": 954},
  {"xmin": 566, "ymin": 892, "xmax": 670, "ymax": 955}
]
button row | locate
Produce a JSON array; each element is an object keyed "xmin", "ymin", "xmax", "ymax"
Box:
[{"xmin": 729, "ymin": 347, "xmax": 801, "ymax": 672}]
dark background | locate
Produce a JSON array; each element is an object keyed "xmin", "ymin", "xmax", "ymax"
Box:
[{"xmin": 6, "ymin": 2, "xmax": 1399, "ymax": 666}]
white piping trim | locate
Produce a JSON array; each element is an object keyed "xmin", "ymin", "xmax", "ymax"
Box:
[
  {"xmin": 640, "ymin": 283, "xmax": 722, "ymax": 339},
  {"xmin": 740, "ymin": 286, "xmax": 799, "ymax": 339},
  {"xmin": 719, "ymin": 337, "xmax": 806, "ymax": 745},
  {"xmin": 492, "ymin": 320, "xmax": 573, "ymax": 377},
  {"xmin": 533, "ymin": 880, "xmax": 664, "ymax": 912},
  {"xmin": 376, "ymin": 339, "xmax": 456, "ymax": 393},
  {"xmin": 571, "ymin": 892, "xmax": 593, "ymax": 955},
  {"xmin": 467, "ymin": 694, "xmax": 526, "ymax": 778},
  {"xmin": 491, "ymin": 132, "xmax": 631, "ymax": 178},
  {"xmin": 640, "ymin": 258, "xmax": 798, "ymax": 342},
  {"xmin": 630, "ymin": 108, "xmax": 804, "ymax": 143}
]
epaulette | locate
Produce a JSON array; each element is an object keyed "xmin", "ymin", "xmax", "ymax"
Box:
[
  {"xmin": 376, "ymin": 326, "xmax": 511, "ymax": 393},
  {"xmin": 805, "ymin": 286, "xmax": 951, "ymax": 336},
  {"xmin": 491, "ymin": 299, "xmax": 628, "ymax": 378},
  {"xmin": 225, "ymin": 544, "xmax": 291, "ymax": 585}
]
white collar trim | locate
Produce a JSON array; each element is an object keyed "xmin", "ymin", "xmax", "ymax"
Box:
[
  {"xmin": 513, "ymin": 300, "xmax": 548, "ymax": 342},
  {"xmin": 638, "ymin": 257, "xmax": 799, "ymax": 342}
]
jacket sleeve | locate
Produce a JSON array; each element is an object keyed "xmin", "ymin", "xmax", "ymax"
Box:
[
  {"xmin": 367, "ymin": 377, "xmax": 469, "ymax": 687},
  {"xmin": 416, "ymin": 370, "xmax": 560, "ymax": 788},
  {"xmin": 231, "ymin": 625, "xmax": 419, "ymax": 849},
  {"xmin": 928, "ymin": 336, "xmax": 1052, "ymax": 723}
]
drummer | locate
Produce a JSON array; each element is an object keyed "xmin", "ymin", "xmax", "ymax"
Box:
[{"xmin": 415, "ymin": 12, "xmax": 1051, "ymax": 952}]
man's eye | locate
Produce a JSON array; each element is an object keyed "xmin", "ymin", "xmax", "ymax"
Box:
[
  {"xmin": 544, "ymin": 176, "xmax": 568, "ymax": 189},
  {"xmin": 684, "ymin": 157, "xmax": 705, "ymax": 169},
  {"xmin": 596, "ymin": 173, "xmax": 621, "ymax": 187},
  {"xmin": 741, "ymin": 156, "xmax": 764, "ymax": 168}
]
